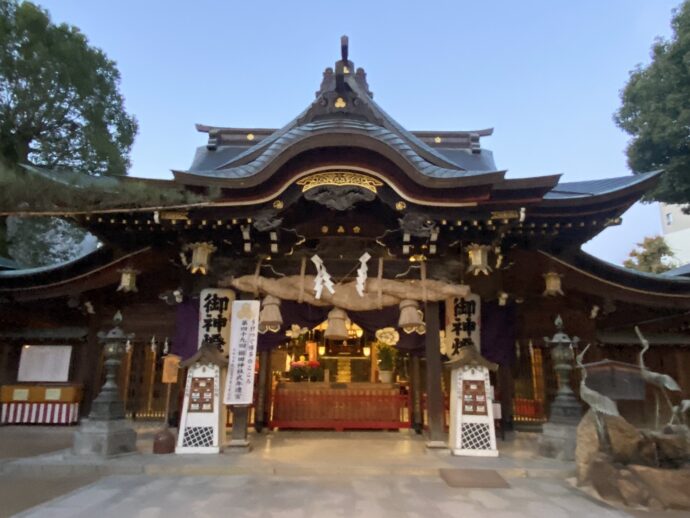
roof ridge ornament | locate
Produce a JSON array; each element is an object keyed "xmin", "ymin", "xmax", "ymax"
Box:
[{"xmin": 341, "ymin": 35, "xmax": 349, "ymax": 63}]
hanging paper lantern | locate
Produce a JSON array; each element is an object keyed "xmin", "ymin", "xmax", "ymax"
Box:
[
  {"xmin": 543, "ymin": 271, "xmax": 564, "ymax": 296},
  {"xmin": 324, "ymin": 307, "xmax": 349, "ymax": 341},
  {"xmin": 258, "ymin": 295, "xmax": 282, "ymax": 334},
  {"xmin": 186, "ymin": 242, "xmax": 217, "ymax": 275},
  {"xmin": 362, "ymin": 346, "xmax": 371, "ymax": 357},
  {"xmin": 398, "ymin": 300, "xmax": 426, "ymax": 335},
  {"xmin": 466, "ymin": 243, "xmax": 492, "ymax": 276},
  {"xmin": 318, "ymin": 345, "xmax": 326, "ymax": 356},
  {"xmin": 116, "ymin": 268, "xmax": 139, "ymax": 293}
]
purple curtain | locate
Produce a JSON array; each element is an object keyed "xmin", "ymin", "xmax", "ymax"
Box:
[
  {"xmin": 480, "ymin": 301, "xmax": 516, "ymax": 367},
  {"xmin": 172, "ymin": 297, "xmax": 200, "ymax": 360}
]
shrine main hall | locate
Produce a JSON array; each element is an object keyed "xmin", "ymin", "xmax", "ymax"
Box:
[{"xmin": 1, "ymin": 38, "xmax": 689, "ymax": 451}]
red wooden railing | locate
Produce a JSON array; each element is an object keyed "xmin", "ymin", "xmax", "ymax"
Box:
[{"xmin": 270, "ymin": 386, "xmax": 411, "ymax": 431}]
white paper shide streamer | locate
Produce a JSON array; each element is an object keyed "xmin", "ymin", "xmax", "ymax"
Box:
[
  {"xmin": 311, "ymin": 255, "xmax": 335, "ymax": 299},
  {"xmin": 356, "ymin": 252, "xmax": 371, "ymax": 297}
]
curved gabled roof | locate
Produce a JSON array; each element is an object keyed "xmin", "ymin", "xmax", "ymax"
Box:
[
  {"xmin": 544, "ymin": 171, "xmax": 661, "ymax": 200},
  {"xmin": 174, "ymin": 119, "xmax": 503, "ymax": 183}
]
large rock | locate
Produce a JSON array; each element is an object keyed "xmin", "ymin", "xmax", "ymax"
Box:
[
  {"xmin": 576, "ymin": 410, "xmax": 657, "ymax": 484},
  {"xmin": 629, "ymin": 465, "xmax": 690, "ymax": 510},
  {"xmin": 650, "ymin": 432, "xmax": 688, "ymax": 468},
  {"xmin": 589, "ymin": 452, "xmax": 623, "ymax": 503}
]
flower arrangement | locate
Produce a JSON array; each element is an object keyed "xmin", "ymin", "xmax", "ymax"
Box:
[
  {"xmin": 376, "ymin": 342, "xmax": 397, "ymax": 371},
  {"xmin": 289, "ymin": 359, "xmax": 323, "ymax": 382}
]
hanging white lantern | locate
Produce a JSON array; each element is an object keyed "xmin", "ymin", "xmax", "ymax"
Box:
[
  {"xmin": 116, "ymin": 268, "xmax": 139, "ymax": 293},
  {"xmin": 324, "ymin": 307, "xmax": 349, "ymax": 341},
  {"xmin": 318, "ymin": 345, "xmax": 326, "ymax": 356},
  {"xmin": 363, "ymin": 346, "xmax": 371, "ymax": 357},
  {"xmin": 398, "ymin": 299, "xmax": 426, "ymax": 335},
  {"xmin": 258, "ymin": 295, "xmax": 283, "ymax": 334},
  {"xmin": 543, "ymin": 271, "xmax": 564, "ymax": 296},
  {"xmin": 466, "ymin": 243, "xmax": 492, "ymax": 276},
  {"xmin": 186, "ymin": 242, "xmax": 217, "ymax": 275}
]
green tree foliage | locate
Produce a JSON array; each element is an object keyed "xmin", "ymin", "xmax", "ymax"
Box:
[
  {"xmin": 623, "ymin": 235, "xmax": 676, "ymax": 274},
  {"xmin": 0, "ymin": 1, "xmax": 138, "ymax": 265},
  {"xmin": 0, "ymin": 0, "xmax": 137, "ymax": 175},
  {"xmin": 615, "ymin": 1, "xmax": 690, "ymax": 207}
]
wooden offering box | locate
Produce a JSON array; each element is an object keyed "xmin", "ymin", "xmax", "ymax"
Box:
[
  {"xmin": 271, "ymin": 382, "xmax": 410, "ymax": 431},
  {"xmin": 0, "ymin": 384, "xmax": 82, "ymax": 424}
]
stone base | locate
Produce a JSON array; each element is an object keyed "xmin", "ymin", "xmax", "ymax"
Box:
[
  {"xmin": 226, "ymin": 439, "xmax": 252, "ymax": 452},
  {"xmin": 539, "ymin": 422, "xmax": 577, "ymax": 461},
  {"xmin": 72, "ymin": 419, "xmax": 137, "ymax": 457}
]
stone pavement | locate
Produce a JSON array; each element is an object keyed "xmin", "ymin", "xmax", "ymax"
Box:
[{"xmin": 1, "ymin": 426, "xmax": 687, "ymax": 517}]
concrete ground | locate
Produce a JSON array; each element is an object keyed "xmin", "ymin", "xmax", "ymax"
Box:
[{"xmin": 1, "ymin": 425, "xmax": 688, "ymax": 517}]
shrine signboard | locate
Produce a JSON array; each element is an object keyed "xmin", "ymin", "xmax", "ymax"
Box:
[
  {"xmin": 223, "ymin": 301, "xmax": 260, "ymax": 406},
  {"xmin": 175, "ymin": 363, "xmax": 222, "ymax": 454},
  {"xmin": 448, "ymin": 356, "xmax": 498, "ymax": 457},
  {"xmin": 444, "ymin": 294, "xmax": 481, "ymax": 358}
]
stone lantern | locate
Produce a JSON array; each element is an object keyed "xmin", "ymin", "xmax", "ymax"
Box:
[
  {"xmin": 544, "ymin": 315, "xmax": 582, "ymax": 424},
  {"xmin": 73, "ymin": 311, "xmax": 137, "ymax": 456},
  {"xmin": 538, "ymin": 315, "xmax": 583, "ymax": 461}
]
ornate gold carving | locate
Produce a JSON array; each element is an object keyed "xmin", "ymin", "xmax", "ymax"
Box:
[
  {"xmin": 297, "ymin": 172, "xmax": 383, "ymax": 194},
  {"xmin": 334, "ymin": 97, "xmax": 347, "ymax": 108},
  {"xmin": 321, "ymin": 225, "xmax": 329, "ymax": 234},
  {"xmin": 395, "ymin": 201, "xmax": 407, "ymax": 211},
  {"xmin": 353, "ymin": 226, "xmax": 361, "ymax": 234},
  {"xmin": 490, "ymin": 210, "xmax": 519, "ymax": 220},
  {"xmin": 272, "ymin": 200, "xmax": 284, "ymax": 209},
  {"xmin": 246, "ymin": 133, "xmax": 255, "ymax": 141},
  {"xmin": 159, "ymin": 211, "xmax": 188, "ymax": 221}
]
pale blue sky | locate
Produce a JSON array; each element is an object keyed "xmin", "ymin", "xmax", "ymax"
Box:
[{"xmin": 36, "ymin": 0, "xmax": 680, "ymax": 264}]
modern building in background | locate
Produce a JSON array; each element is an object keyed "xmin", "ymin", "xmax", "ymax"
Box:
[{"xmin": 660, "ymin": 203, "xmax": 690, "ymax": 265}]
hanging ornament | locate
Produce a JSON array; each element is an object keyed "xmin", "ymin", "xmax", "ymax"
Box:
[
  {"xmin": 185, "ymin": 242, "xmax": 217, "ymax": 275},
  {"xmin": 376, "ymin": 327, "xmax": 400, "ymax": 345},
  {"xmin": 285, "ymin": 324, "xmax": 308, "ymax": 340},
  {"xmin": 362, "ymin": 346, "xmax": 371, "ymax": 357},
  {"xmin": 398, "ymin": 300, "xmax": 426, "ymax": 335},
  {"xmin": 324, "ymin": 307, "xmax": 349, "ymax": 341},
  {"xmin": 116, "ymin": 267, "xmax": 139, "ymax": 293},
  {"xmin": 356, "ymin": 252, "xmax": 371, "ymax": 297},
  {"xmin": 150, "ymin": 335, "xmax": 158, "ymax": 354},
  {"xmin": 259, "ymin": 295, "xmax": 283, "ymax": 334},
  {"xmin": 311, "ymin": 254, "xmax": 335, "ymax": 299},
  {"xmin": 162, "ymin": 338, "xmax": 170, "ymax": 355},
  {"xmin": 498, "ymin": 291, "xmax": 509, "ymax": 306},
  {"xmin": 125, "ymin": 339, "xmax": 132, "ymax": 354},
  {"xmin": 466, "ymin": 244, "xmax": 493, "ymax": 276},
  {"xmin": 543, "ymin": 271, "xmax": 564, "ymax": 296}
]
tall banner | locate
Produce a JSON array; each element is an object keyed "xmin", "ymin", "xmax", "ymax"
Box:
[
  {"xmin": 223, "ymin": 301, "xmax": 260, "ymax": 406},
  {"xmin": 444, "ymin": 294, "xmax": 481, "ymax": 358},
  {"xmin": 198, "ymin": 289, "xmax": 234, "ymax": 353}
]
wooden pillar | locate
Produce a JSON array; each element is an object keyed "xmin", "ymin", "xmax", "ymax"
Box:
[
  {"xmin": 424, "ymin": 301, "xmax": 445, "ymax": 447},
  {"xmin": 411, "ymin": 354, "xmax": 423, "ymax": 433},
  {"xmin": 77, "ymin": 310, "xmax": 102, "ymax": 417},
  {"xmin": 254, "ymin": 349, "xmax": 270, "ymax": 432},
  {"xmin": 498, "ymin": 365, "xmax": 514, "ymax": 431}
]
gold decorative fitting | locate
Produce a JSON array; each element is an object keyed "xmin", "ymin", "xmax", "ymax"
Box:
[
  {"xmin": 297, "ymin": 172, "xmax": 383, "ymax": 194},
  {"xmin": 159, "ymin": 211, "xmax": 188, "ymax": 221},
  {"xmin": 272, "ymin": 200, "xmax": 284, "ymax": 209},
  {"xmin": 337, "ymin": 226, "xmax": 345, "ymax": 234},
  {"xmin": 490, "ymin": 210, "xmax": 519, "ymax": 220},
  {"xmin": 434, "ymin": 136, "xmax": 442, "ymax": 144},
  {"xmin": 343, "ymin": 66, "xmax": 350, "ymax": 74},
  {"xmin": 334, "ymin": 97, "xmax": 347, "ymax": 108},
  {"xmin": 395, "ymin": 201, "xmax": 407, "ymax": 211},
  {"xmin": 321, "ymin": 225, "xmax": 329, "ymax": 234},
  {"xmin": 247, "ymin": 133, "xmax": 255, "ymax": 141},
  {"xmin": 353, "ymin": 226, "xmax": 361, "ymax": 234}
]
